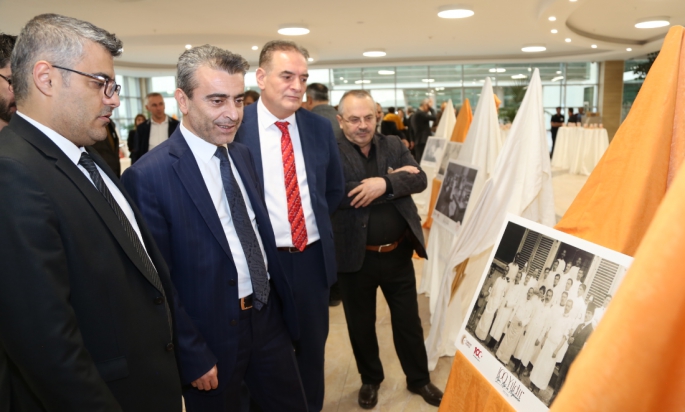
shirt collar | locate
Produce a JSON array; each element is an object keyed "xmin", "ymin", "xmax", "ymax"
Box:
[
  {"xmin": 151, "ymin": 116, "xmax": 169, "ymax": 126},
  {"xmin": 257, "ymin": 98, "xmax": 297, "ymax": 130},
  {"xmin": 16, "ymin": 111, "xmax": 85, "ymax": 165},
  {"xmin": 180, "ymin": 122, "xmax": 225, "ymax": 164}
]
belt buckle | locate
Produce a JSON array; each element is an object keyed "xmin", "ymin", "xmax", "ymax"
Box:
[
  {"xmin": 378, "ymin": 242, "xmax": 392, "ymax": 253},
  {"xmin": 240, "ymin": 297, "xmax": 253, "ymax": 310}
]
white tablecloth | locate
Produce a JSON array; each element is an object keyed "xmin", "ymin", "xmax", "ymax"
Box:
[{"xmin": 552, "ymin": 127, "xmax": 609, "ymax": 175}]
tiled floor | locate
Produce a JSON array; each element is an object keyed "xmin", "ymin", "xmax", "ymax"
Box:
[{"xmin": 321, "ymin": 168, "xmax": 587, "ymax": 412}]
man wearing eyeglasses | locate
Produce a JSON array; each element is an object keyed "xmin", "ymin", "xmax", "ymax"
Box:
[
  {"xmin": 0, "ymin": 33, "xmax": 17, "ymax": 131},
  {"xmin": 0, "ymin": 14, "xmax": 189, "ymax": 411},
  {"xmin": 332, "ymin": 90, "xmax": 442, "ymax": 409}
]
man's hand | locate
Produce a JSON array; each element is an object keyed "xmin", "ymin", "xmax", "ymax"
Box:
[
  {"xmin": 348, "ymin": 177, "xmax": 387, "ymax": 208},
  {"xmin": 191, "ymin": 365, "xmax": 218, "ymax": 391},
  {"xmin": 401, "ymin": 139, "xmax": 410, "ymax": 148},
  {"xmin": 390, "ymin": 165, "xmax": 420, "ymax": 174}
]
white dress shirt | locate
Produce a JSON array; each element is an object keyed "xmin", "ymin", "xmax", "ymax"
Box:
[
  {"xmin": 180, "ymin": 122, "xmax": 268, "ymax": 298},
  {"xmin": 17, "ymin": 111, "xmax": 149, "ymax": 255},
  {"xmin": 256, "ymin": 99, "xmax": 320, "ymax": 247},
  {"xmin": 148, "ymin": 117, "xmax": 169, "ymax": 151}
]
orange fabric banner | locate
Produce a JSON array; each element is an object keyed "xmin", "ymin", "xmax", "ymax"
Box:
[
  {"xmin": 424, "ymin": 99, "xmax": 474, "ymax": 229},
  {"xmin": 555, "ymin": 26, "xmax": 685, "ymax": 256}
]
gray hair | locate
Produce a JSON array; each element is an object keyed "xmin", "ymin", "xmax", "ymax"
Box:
[
  {"xmin": 177, "ymin": 44, "xmax": 249, "ymax": 99},
  {"xmin": 0, "ymin": 33, "xmax": 17, "ymax": 68},
  {"xmin": 337, "ymin": 89, "xmax": 374, "ymax": 115},
  {"xmin": 259, "ymin": 40, "xmax": 309, "ymax": 70},
  {"xmin": 11, "ymin": 14, "xmax": 122, "ymax": 103},
  {"xmin": 305, "ymin": 83, "xmax": 329, "ymax": 102}
]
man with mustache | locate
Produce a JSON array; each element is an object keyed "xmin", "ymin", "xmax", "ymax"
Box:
[
  {"xmin": 122, "ymin": 45, "xmax": 306, "ymax": 411},
  {"xmin": 0, "ymin": 14, "xmax": 186, "ymax": 410},
  {"xmin": 0, "ymin": 33, "xmax": 17, "ymax": 131}
]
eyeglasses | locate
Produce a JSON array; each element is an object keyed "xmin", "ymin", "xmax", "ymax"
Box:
[
  {"xmin": 340, "ymin": 115, "xmax": 375, "ymax": 126},
  {"xmin": 52, "ymin": 65, "xmax": 121, "ymax": 98},
  {"xmin": 0, "ymin": 73, "xmax": 11, "ymax": 92}
]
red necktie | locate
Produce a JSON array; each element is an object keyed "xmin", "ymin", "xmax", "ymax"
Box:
[{"xmin": 275, "ymin": 121, "xmax": 308, "ymax": 251}]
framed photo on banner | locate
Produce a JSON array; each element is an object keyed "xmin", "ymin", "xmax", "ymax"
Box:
[
  {"xmin": 456, "ymin": 214, "xmax": 633, "ymax": 411},
  {"xmin": 436, "ymin": 142, "xmax": 463, "ymax": 180},
  {"xmin": 433, "ymin": 160, "xmax": 478, "ymax": 234},
  {"xmin": 420, "ymin": 136, "xmax": 447, "ymax": 166}
]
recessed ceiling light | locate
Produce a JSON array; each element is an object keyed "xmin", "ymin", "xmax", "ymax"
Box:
[
  {"xmin": 626, "ymin": 48, "xmax": 633, "ymax": 51},
  {"xmin": 522, "ymin": 45, "xmax": 546, "ymax": 52},
  {"xmin": 548, "ymin": 16, "xmax": 556, "ymax": 21},
  {"xmin": 437, "ymin": 5, "xmax": 475, "ymax": 18},
  {"xmin": 278, "ymin": 25, "xmax": 310, "ymax": 36},
  {"xmin": 635, "ymin": 17, "xmax": 670, "ymax": 29},
  {"xmin": 552, "ymin": 76, "xmax": 564, "ymax": 82},
  {"xmin": 343, "ymin": 80, "xmax": 348, "ymax": 83},
  {"xmin": 355, "ymin": 80, "xmax": 371, "ymax": 84},
  {"xmin": 488, "ymin": 68, "xmax": 506, "ymax": 73},
  {"xmin": 551, "ymin": 29, "xmax": 558, "ymax": 34},
  {"xmin": 308, "ymin": 57, "xmax": 314, "ymax": 62},
  {"xmin": 251, "ymin": 46, "xmax": 258, "ymax": 50},
  {"xmin": 378, "ymin": 70, "xmax": 395, "ymax": 75},
  {"xmin": 528, "ymin": 67, "xmax": 532, "ymax": 71},
  {"xmin": 569, "ymin": 0, "xmax": 577, "ymax": 2},
  {"xmin": 185, "ymin": 44, "xmax": 192, "ymax": 50},
  {"xmin": 511, "ymin": 74, "xmax": 527, "ymax": 79},
  {"xmin": 363, "ymin": 49, "xmax": 386, "ymax": 57},
  {"xmin": 556, "ymin": 70, "xmax": 562, "ymax": 74},
  {"xmin": 339, "ymin": 77, "xmax": 344, "ymax": 80},
  {"xmin": 565, "ymin": 38, "xmax": 572, "ymax": 42},
  {"xmin": 591, "ymin": 44, "xmax": 598, "ymax": 48},
  {"xmin": 422, "ymin": 79, "xmax": 435, "ymax": 83}
]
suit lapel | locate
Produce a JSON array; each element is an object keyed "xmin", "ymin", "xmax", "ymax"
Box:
[
  {"xmin": 337, "ymin": 136, "xmax": 367, "ymax": 182},
  {"xmin": 239, "ymin": 104, "xmax": 264, "ymax": 185},
  {"xmin": 169, "ymin": 134, "xmax": 234, "ymax": 262}
]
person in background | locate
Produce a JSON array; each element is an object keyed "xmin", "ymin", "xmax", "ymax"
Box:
[
  {"xmin": 91, "ymin": 118, "xmax": 121, "ymax": 177},
  {"xmin": 333, "ymin": 90, "xmax": 441, "ymax": 409},
  {"xmin": 375, "ymin": 102, "xmax": 383, "ymax": 133},
  {"xmin": 411, "ymin": 99, "xmax": 436, "ymax": 162},
  {"xmin": 244, "ymin": 89, "xmax": 260, "ymax": 105},
  {"xmin": 567, "ymin": 107, "xmax": 579, "ymax": 124},
  {"xmin": 0, "ymin": 33, "xmax": 17, "ymax": 132},
  {"xmin": 577, "ymin": 107, "xmax": 585, "ymax": 124},
  {"xmin": 303, "ymin": 82, "xmax": 343, "ymax": 141},
  {"xmin": 550, "ymin": 106, "xmax": 564, "ymax": 156},
  {"xmin": 127, "ymin": 113, "xmax": 146, "ymax": 159},
  {"xmin": 131, "ymin": 92, "xmax": 179, "ymax": 163}
]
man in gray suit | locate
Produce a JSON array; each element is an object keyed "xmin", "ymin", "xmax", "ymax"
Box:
[
  {"xmin": 332, "ymin": 90, "xmax": 442, "ymax": 409},
  {"xmin": 303, "ymin": 83, "xmax": 343, "ymax": 140}
]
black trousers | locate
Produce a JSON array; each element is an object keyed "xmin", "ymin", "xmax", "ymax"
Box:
[
  {"xmin": 551, "ymin": 127, "xmax": 559, "ymax": 156},
  {"xmin": 338, "ymin": 240, "xmax": 430, "ymax": 387}
]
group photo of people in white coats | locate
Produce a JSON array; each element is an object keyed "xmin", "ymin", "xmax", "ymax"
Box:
[{"xmin": 464, "ymin": 221, "xmax": 627, "ymax": 406}]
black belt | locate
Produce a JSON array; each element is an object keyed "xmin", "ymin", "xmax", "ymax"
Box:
[
  {"xmin": 240, "ymin": 294, "xmax": 253, "ymax": 310},
  {"xmin": 277, "ymin": 240, "xmax": 318, "ymax": 253}
]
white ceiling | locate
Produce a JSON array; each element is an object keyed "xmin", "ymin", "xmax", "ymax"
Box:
[{"xmin": 1, "ymin": 0, "xmax": 682, "ymax": 76}]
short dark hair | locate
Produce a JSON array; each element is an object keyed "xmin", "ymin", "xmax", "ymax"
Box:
[
  {"xmin": 12, "ymin": 14, "xmax": 122, "ymax": 103},
  {"xmin": 244, "ymin": 89, "xmax": 260, "ymax": 102},
  {"xmin": 259, "ymin": 40, "xmax": 309, "ymax": 70},
  {"xmin": 556, "ymin": 106, "xmax": 561, "ymax": 110},
  {"xmin": 568, "ymin": 107, "xmax": 574, "ymax": 114},
  {"xmin": 337, "ymin": 89, "xmax": 374, "ymax": 115},
  {"xmin": 177, "ymin": 44, "xmax": 249, "ymax": 99},
  {"xmin": 0, "ymin": 33, "xmax": 17, "ymax": 68},
  {"xmin": 388, "ymin": 107, "xmax": 395, "ymax": 113},
  {"xmin": 306, "ymin": 83, "xmax": 329, "ymax": 102}
]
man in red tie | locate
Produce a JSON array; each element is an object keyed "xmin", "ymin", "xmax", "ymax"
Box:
[{"xmin": 234, "ymin": 40, "xmax": 345, "ymax": 412}]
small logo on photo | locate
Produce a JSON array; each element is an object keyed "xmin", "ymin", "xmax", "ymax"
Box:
[
  {"xmin": 472, "ymin": 346, "xmax": 483, "ymax": 361},
  {"xmin": 461, "ymin": 335, "xmax": 472, "ymax": 349}
]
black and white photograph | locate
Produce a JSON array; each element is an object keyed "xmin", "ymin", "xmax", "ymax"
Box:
[
  {"xmin": 456, "ymin": 215, "xmax": 632, "ymax": 412},
  {"xmin": 420, "ymin": 136, "xmax": 447, "ymax": 166},
  {"xmin": 433, "ymin": 161, "xmax": 478, "ymax": 232},
  {"xmin": 437, "ymin": 142, "xmax": 463, "ymax": 179}
]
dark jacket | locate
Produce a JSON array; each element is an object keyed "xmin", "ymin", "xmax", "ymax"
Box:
[
  {"xmin": 411, "ymin": 108, "xmax": 436, "ymax": 145},
  {"xmin": 91, "ymin": 121, "xmax": 121, "ymax": 177},
  {"xmin": 131, "ymin": 116, "xmax": 179, "ymax": 164},
  {"xmin": 311, "ymin": 103, "xmax": 344, "ymax": 141},
  {"xmin": 333, "ymin": 133, "xmax": 428, "ymax": 273}
]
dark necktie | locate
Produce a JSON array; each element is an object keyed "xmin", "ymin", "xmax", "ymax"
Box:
[
  {"xmin": 214, "ymin": 146, "xmax": 270, "ymax": 309},
  {"xmin": 78, "ymin": 152, "xmax": 172, "ymax": 337}
]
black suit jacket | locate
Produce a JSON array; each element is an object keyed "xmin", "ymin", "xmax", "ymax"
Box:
[
  {"xmin": 332, "ymin": 133, "xmax": 428, "ymax": 273},
  {"xmin": 91, "ymin": 121, "xmax": 121, "ymax": 177},
  {"xmin": 131, "ymin": 117, "xmax": 179, "ymax": 164},
  {"xmin": 411, "ymin": 109, "xmax": 436, "ymax": 145},
  {"xmin": 0, "ymin": 116, "xmax": 183, "ymax": 411}
]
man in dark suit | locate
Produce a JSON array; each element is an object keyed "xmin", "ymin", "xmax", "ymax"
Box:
[
  {"xmin": 130, "ymin": 92, "xmax": 179, "ymax": 163},
  {"xmin": 91, "ymin": 120, "xmax": 121, "ymax": 177},
  {"xmin": 411, "ymin": 98, "xmax": 436, "ymax": 162},
  {"xmin": 552, "ymin": 307, "xmax": 595, "ymax": 404},
  {"xmin": 234, "ymin": 40, "xmax": 345, "ymax": 412},
  {"xmin": 122, "ymin": 45, "xmax": 306, "ymax": 411},
  {"xmin": 332, "ymin": 90, "xmax": 443, "ymax": 409},
  {"xmin": 0, "ymin": 14, "xmax": 186, "ymax": 411}
]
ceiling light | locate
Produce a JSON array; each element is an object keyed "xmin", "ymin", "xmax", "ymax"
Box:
[
  {"xmin": 569, "ymin": 0, "xmax": 577, "ymax": 2},
  {"xmin": 488, "ymin": 68, "xmax": 506, "ymax": 73},
  {"xmin": 308, "ymin": 57, "xmax": 314, "ymax": 62},
  {"xmin": 437, "ymin": 5, "xmax": 475, "ymax": 19},
  {"xmin": 552, "ymin": 76, "xmax": 564, "ymax": 82},
  {"xmin": 278, "ymin": 25, "xmax": 310, "ymax": 36},
  {"xmin": 185, "ymin": 44, "xmax": 192, "ymax": 50},
  {"xmin": 565, "ymin": 38, "xmax": 572, "ymax": 42},
  {"xmin": 591, "ymin": 44, "xmax": 598, "ymax": 48},
  {"xmin": 363, "ymin": 49, "xmax": 386, "ymax": 57},
  {"xmin": 528, "ymin": 67, "xmax": 532, "ymax": 71},
  {"xmin": 556, "ymin": 70, "xmax": 562, "ymax": 74},
  {"xmin": 626, "ymin": 48, "xmax": 633, "ymax": 51},
  {"xmin": 635, "ymin": 17, "xmax": 670, "ymax": 29},
  {"xmin": 251, "ymin": 46, "xmax": 258, "ymax": 50},
  {"xmin": 343, "ymin": 80, "xmax": 348, "ymax": 83},
  {"xmin": 339, "ymin": 77, "xmax": 344, "ymax": 80},
  {"xmin": 551, "ymin": 29, "xmax": 558, "ymax": 34},
  {"xmin": 522, "ymin": 45, "xmax": 546, "ymax": 52},
  {"xmin": 511, "ymin": 74, "xmax": 527, "ymax": 79},
  {"xmin": 355, "ymin": 80, "xmax": 371, "ymax": 84},
  {"xmin": 422, "ymin": 79, "xmax": 435, "ymax": 83},
  {"xmin": 548, "ymin": 16, "xmax": 556, "ymax": 21},
  {"xmin": 378, "ymin": 70, "xmax": 395, "ymax": 75}
]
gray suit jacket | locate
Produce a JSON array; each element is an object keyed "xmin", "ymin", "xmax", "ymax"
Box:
[
  {"xmin": 311, "ymin": 104, "xmax": 344, "ymax": 141},
  {"xmin": 333, "ymin": 133, "xmax": 428, "ymax": 273}
]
